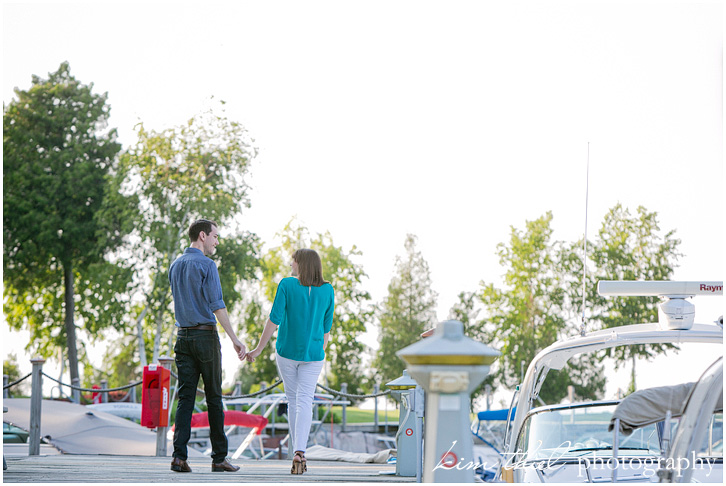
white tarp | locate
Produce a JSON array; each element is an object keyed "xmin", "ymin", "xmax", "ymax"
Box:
[
  {"xmin": 3, "ymin": 398, "xmax": 203, "ymax": 456},
  {"xmin": 304, "ymin": 444, "xmax": 394, "ymax": 463}
]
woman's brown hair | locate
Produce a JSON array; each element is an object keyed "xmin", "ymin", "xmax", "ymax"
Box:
[{"xmin": 293, "ymin": 249, "xmax": 329, "ymax": 287}]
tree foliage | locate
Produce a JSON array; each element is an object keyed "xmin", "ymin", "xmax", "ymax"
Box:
[
  {"xmin": 476, "ymin": 213, "xmax": 605, "ymax": 403},
  {"xmin": 314, "ymin": 231, "xmax": 373, "ymax": 394},
  {"xmin": 105, "ymin": 103, "xmax": 260, "ymax": 374},
  {"xmin": 374, "ymin": 234, "xmax": 438, "ymax": 384},
  {"xmin": 589, "ymin": 204, "xmax": 681, "ymax": 390},
  {"xmin": 462, "ymin": 205, "xmax": 680, "ymax": 403},
  {"xmin": 3, "ymin": 62, "xmax": 129, "ymax": 385},
  {"xmin": 3, "ymin": 354, "xmax": 30, "ymax": 397}
]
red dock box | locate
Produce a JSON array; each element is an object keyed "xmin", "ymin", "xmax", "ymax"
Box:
[{"xmin": 141, "ymin": 364, "xmax": 171, "ymax": 428}]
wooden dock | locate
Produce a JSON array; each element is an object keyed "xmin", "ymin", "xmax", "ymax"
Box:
[{"xmin": 3, "ymin": 453, "xmax": 416, "ymax": 483}]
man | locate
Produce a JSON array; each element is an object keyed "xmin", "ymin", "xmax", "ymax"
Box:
[{"xmin": 168, "ymin": 219, "xmax": 246, "ymax": 473}]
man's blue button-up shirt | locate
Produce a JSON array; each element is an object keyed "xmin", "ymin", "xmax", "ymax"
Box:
[{"xmin": 169, "ymin": 247, "xmax": 226, "ymax": 328}]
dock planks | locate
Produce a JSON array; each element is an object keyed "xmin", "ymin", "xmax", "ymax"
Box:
[{"xmin": 2, "ymin": 453, "xmax": 415, "ymax": 483}]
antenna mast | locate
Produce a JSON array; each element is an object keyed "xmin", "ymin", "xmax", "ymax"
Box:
[{"xmin": 580, "ymin": 142, "xmax": 590, "ymax": 336}]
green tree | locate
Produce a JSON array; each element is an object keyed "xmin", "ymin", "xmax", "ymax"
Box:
[
  {"xmin": 107, "ymin": 103, "xmax": 260, "ymax": 372},
  {"xmin": 448, "ymin": 291, "xmax": 480, "ymax": 335},
  {"xmin": 476, "ymin": 213, "xmax": 605, "ymax": 403},
  {"xmin": 374, "ymin": 234, "xmax": 438, "ymax": 384},
  {"xmin": 314, "ymin": 231, "xmax": 373, "ymax": 395},
  {"xmin": 3, "ymin": 62, "xmax": 128, "ymax": 386},
  {"xmin": 240, "ymin": 220, "xmax": 373, "ymax": 396},
  {"xmin": 3, "ymin": 354, "xmax": 30, "ymax": 397},
  {"xmin": 589, "ymin": 204, "xmax": 681, "ymax": 390}
]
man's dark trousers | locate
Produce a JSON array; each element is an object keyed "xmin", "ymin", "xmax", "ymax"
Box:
[{"xmin": 173, "ymin": 328, "xmax": 227, "ymax": 463}]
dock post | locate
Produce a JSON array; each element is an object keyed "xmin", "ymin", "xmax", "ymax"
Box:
[
  {"xmin": 398, "ymin": 320, "xmax": 500, "ymax": 482},
  {"xmin": 260, "ymin": 381, "xmax": 268, "ymax": 418},
  {"xmin": 234, "ymin": 381, "xmax": 242, "ymax": 411},
  {"xmin": 340, "ymin": 383, "xmax": 347, "ymax": 432},
  {"xmin": 29, "ymin": 357, "xmax": 46, "ymax": 456},
  {"xmin": 156, "ymin": 356, "xmax": 174, "ymax": 457},
  {"xmin": 71, "ymin": 378, "xmax": 80, "ymax": 404},
  {"xmin": 100, "ymin": 379, "xmax": 109, "ymax": 403},
  {"xmin": 374, "ymin": 383, "xmax": 379, "ymax": 430}
]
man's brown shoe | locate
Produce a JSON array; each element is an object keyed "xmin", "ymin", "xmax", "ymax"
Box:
[
  {"xmin": 212, "ymin": 458, "xmax": 240, "ymax": 472},
  {"xmin": 171, "ymin": 457, "xmax": 192, "ymax": 473}
]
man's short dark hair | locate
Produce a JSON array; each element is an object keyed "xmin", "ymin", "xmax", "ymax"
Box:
[{"xmin": 189, "ymin": 219, "xmax": 218, "ymax": 242}]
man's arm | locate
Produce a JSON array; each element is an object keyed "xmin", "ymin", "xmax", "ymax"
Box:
[{"xmin": 213, "ymin": 307, "xmax": 246, "ymax": 360}]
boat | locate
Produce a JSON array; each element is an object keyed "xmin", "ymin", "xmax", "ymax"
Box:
[
  {"xmin": 500, "ymin": 280, "xmax": 723, "ymax": 483},
  {"xmin": 471, "ymin": 407, "xmax": 516, "ymax": 481},
  {"xmin": 657, "ymin": 356, "xmax": 723, "ymax": 483}
]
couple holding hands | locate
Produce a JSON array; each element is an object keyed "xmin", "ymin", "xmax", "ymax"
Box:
[{"xmin": 168, "ymin": 219, "xmax": 334, "ymax": 476}]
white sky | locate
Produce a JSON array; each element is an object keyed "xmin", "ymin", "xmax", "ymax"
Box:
[{"xmin": 2, "ymin": 0, "xmax": 723, "ymax": 400}]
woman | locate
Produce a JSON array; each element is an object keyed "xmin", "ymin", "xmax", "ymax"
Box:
[{"xmin": 246, "ymin": 248, "xmax": 335, "ymax": 475}]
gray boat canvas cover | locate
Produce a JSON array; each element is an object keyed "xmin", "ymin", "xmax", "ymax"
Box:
[
  {"xmin": 3, "ymin": 398, "xmax": 207, "ymax": 456},
  {"xmin": 609, "ymin": 382, "xmax": 724, "ymax": 435}
]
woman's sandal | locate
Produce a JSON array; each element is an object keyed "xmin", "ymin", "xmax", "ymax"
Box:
[{"xmin": 291, "ymin": 450, "xmax": 307, "ymax": 475}]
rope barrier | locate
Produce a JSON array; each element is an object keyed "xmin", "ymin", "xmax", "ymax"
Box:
[
  {"xmin": 223, "ymin": 379, "xmax": 284, "ymax": 399},
  {"xmin": 316, "ymin": 382, "xmax": 391, "ymax": 399},
  {"xmin": 168, "ymin": 371, "xmax": 285, "ymax": 399},
  {"xmin": 3, "ymin": 373, "xmax": 32, "ymax": 389},
  {"xmin": 40, "ymin": 373, "xmax": 142, "ymax": 393},
  {"xmin": 23, "ymin": 370, "xmax": 387, "ymax": 400}
]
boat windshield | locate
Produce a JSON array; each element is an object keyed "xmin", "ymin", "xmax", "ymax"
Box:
[
  {"xmin": 696, "ymin": 413, "xmax": 723, "ymax": 459},
  {"xmin": 514, "ymin": 403, "xmax": 661, "ymax": 462}
]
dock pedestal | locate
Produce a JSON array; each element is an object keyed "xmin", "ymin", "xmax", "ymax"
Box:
[{"xmin": 398, "ymin": 320, "xmax": 499, "ymax": 483}]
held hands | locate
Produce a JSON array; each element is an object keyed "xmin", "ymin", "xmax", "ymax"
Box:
[
  {"xmin": 232, "ymin": 339, "xmax": 247, "ymax": 361},
  {"xmin": 245, "ymin": 347, "xmax": 261, "ymax": 363}
]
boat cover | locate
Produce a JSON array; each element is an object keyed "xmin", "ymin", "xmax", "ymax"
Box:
[
  {"xmin": 304, "ymin": 444, "xmax": 394, "ymax": 463},
  {"xmin": 609, "ymin": 382, "xmax": 724, "ymax": 435},
  {"xmin": 3, "ymin": 398, "xmax": 204, "ymax": 456},
  {"xmin": 477, "ymin": 407, "xmax": 516, "ymax": 421}
]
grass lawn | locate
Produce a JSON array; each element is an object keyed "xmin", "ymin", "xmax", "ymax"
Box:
[{"xmin": 328, "ymin": 406, "xmax": 400, "ymax": 423}]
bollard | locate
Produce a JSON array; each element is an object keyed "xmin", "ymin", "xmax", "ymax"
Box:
[
  {"xmin": 340, "ymin": 383, "xmax": 348, "ymax": 432},
  {"xmin": 156, "ymin": 356, "xmax": 174, "ymax": 457},
  {"xmin": 3, "ymin": 375, "xmax": 8, "ymax": 399},
  {"xmin": 100, "ymin": 379, "xmax": 109, "ymax": 403},
  {"xmin": 71, "ymin": 378, "xmax": 81, "ymax": 404},
  {"xmin": 384, "ymin": 396, "xmax": 389, "ymax": 435},
  {"xmin": 260, "ymin": 381, "xmax": 268, "ymax": 418},
  {"xmin": 129, "ymin": 384, "xmax": 137, "ymax": 403},
  {"xmin": 29, "ymin": 358, "xmax": 46, "ymax": 456},
  {"xmin": 398, "ymin": 320, "xmax": 500, "ymax": 483},
  {"xmin": 234, "ymin": 381, "xmax": 242, "ymax": 411},
  {"xmin": 374, "ymin": 384, "xmax": 379, "ymax": 429},
  {"xmin": 386, "ymin": 370, "xmax": 422, "ymax": 477}
]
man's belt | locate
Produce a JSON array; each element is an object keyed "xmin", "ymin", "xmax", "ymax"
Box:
[{"xmin": 184, "ymin": 324, "xmax": 217, "ymax": 331}]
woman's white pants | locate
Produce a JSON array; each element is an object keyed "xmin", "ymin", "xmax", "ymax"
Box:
[{"xmin": 275, "ymin": 352, "xmax": 325, "ymax": 453}]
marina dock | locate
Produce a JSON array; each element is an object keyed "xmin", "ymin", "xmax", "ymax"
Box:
[{"xmin": 3, "ymin": 451, "xmax": 414, "ymax": 483}]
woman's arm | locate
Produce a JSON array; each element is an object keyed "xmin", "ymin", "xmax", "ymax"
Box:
[{"xmin": 246, "ymin": 319, "xmax": 277, "ymax": 362}]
